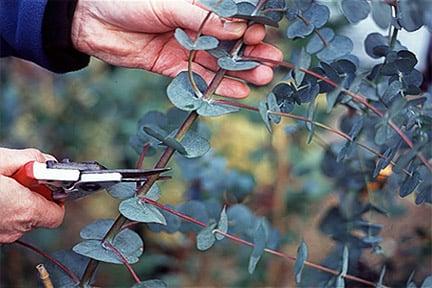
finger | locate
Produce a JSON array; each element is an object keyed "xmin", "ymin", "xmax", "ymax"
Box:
[
  {"xmin": 165, "ymin": 61, "xmax": 250, "ymax": 98},
  {"xmin": 0, "ymin": 148, "xmax": 51, "ymax": 176},
  {"xmin": 168, "ymin": 1, "xmax": 247, "ymax": 40},
  {"xmin": 30, "ymin": 194, "xmax": 65, "ymax": 229},
  {"xmin": 0, "ymin": 176, "xmax": 64, "ymax": 232},
  {"xmin": 244, "ymin": 24, "xmax": 266, "ymax": 45},
  {"xmin": 243, "ymin": 42, "xmax": 284, "ymax": 66}
]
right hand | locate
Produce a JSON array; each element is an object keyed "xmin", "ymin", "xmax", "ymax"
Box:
[
  {"xmin": 0, "ymin": 148, "xmax": 65, "ymax": 243},
  {"xmin": 71, "ymin": 0, "xmax": 283, "ymax": 99}
]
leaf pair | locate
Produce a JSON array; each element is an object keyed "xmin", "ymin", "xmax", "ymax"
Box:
[
  {"xmin": 167, "ymin": 72, "xmax": 239, "ymax": 116},
  {"xmin": 196, "ymin": 206, "xmax": 228, "ymax": 251}
]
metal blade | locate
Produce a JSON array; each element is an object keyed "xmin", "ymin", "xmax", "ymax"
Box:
[{"xmin": 81, "ymin": 168, "xmax": 171, "ymax": 178}]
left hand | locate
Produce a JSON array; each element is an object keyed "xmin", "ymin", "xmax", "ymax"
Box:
[{"xmin": 71, "ymin": 0, "xmax": 283, "ymax": 98}]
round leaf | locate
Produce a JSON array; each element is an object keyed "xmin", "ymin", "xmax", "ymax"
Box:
[
  {"xmin": 197, "ymin": 101, "xmax": 239, "ymax": 117},
  {"xmin": 216, "ymin": 206, "xmax": 228, "ymax": 240},
  {"xmin": 166, "ymin": 72, "xmax": 206, "ymax": 111},
  {"xmin": 107, "ymin": 183, "xmax": 136, "ymax": 200},
  {"xmin": 217, "ymin": 56, "xmax": 259, "ymax": 71},
  {"xmin": 73, "ymin": 229, "xmax": 143, "ymax": 264},
  {"xmin": 317, "ymin": 35, "xmax": 353, "ymax": 62},
  {"xmin": 199, "ymin": 0, "xmax": 238, "ymax": 17},
  {"xmin": 196, "ymin": 223, "xmax": 217, "ymax": 251},
  {"xmin": 341, "ymin": 0, "xmax": 370, "ymax": 24},
  {"xmin": 306, "ymin": 28, "xmax": 335, "ymax": 54},
  {"xmin": 119, "ymin": 197, "xmax": 167, "ymax": 225}
]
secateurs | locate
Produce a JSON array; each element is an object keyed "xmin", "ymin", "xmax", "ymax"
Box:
[{"xmin": 12, "ymin": 159, "xmax": 170, "ymax": 202}]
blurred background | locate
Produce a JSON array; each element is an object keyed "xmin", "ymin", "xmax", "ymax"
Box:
[{"xmin": 1, "ymin": 9, "xmax": 431, "ymax": 288}]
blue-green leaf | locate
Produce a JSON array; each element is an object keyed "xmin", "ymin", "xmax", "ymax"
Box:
[
  {"xmin": 199, "ymin": 0, "xmax": 238, "ymax": 18},
  {"xmin": 421, "ymin": 275, "xmax": 432, "ymax": 288},
  {"xmin": 106, "ymin": 183, "xmax": 136, "ymax": 200},
  {"xmin": 167, "ymin": 72, "xmax": 205, "ymax": 111},
  {"xmin": 145, "ymin": 184, "xmax": 161, "ymax": 201},
  {"xmin": 400, "ymin": 172, "xmax": 422, "ymax": 197},
  {"xmin": 341, "ymin": 0, "xmax": 370, "ymax": 24},
  {"xmin": 197, "ymin": 101, "xmax": 239, "ymax": 117},
  {"xmin": 143, "ymin": 125, "xmax": 187, "ymax": 155},
  {"xmin": 217, "ymin": 56, "xmax": 259, "ymax": 71},
  {"xmin": 80, "ymin": 219, "xmax": 115, "ymax": 240},
  {"xmin": 179, "ymin": 130, "xmax": 210, "ymax": 158},
  {"xmin": 248, "ymin": 219, "xmax": 267, "ymax": 274},
  {"xmin": 132, "ymin": 279, "xmax": 167, "ymax": 288},
  {"xmin": 73, "ymin": 229, "xmax": 143, "ymax": 264},
  {"xmin": 371, "ymin": 1, "xmax": 392, "ymax": 29},
  {"xmin": 306, "ymin": 28, "xmax": 335, "ymax": 54},
  {"xmin": 267, "ymin": 92, "xmax": 281, "ymax": 124},
  {"xmin": 119, "ymin": 197, "xmax": 167, "ymax": 225},
  {"xmin": 174, "ymin": 28, "xmax": 219, "ymax": 51},
  {"xmin": 196, "ymin": 223, "xmax": 217, "ymax": 251},
  {"xmin": 341, "ymin": 245, "xmax": 349, "ymax": 276},
  {"xmin": 259, "ymin": 99, "xmax": 272, "ymax": 133},
  {"xmin": 294, "ymin": 240, "xmax": 308, "ymax": 284},
  {"xmin": 317, "ymin": 35, "xmax": 353, "ymax": 62},
  {"xmin": 216, "ymin": 206, "xmax": 228, "ymax": 240},
  {"xmin": 295, "ymin": 48, "xmax": 311, "ymax": 85}
]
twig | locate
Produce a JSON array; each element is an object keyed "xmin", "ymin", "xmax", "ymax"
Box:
[
  {"xmin": 103, "ymin": 241, "xmax": 141, "ymax": 284},
  {"xmin": 15, "ymin": 240, "xmax": 80, "ymax": 285},
  {"xmin": 142, "ymin": 197, "xmax": 385, "ymax": 288},
  {"xmin": 187, "ymin": 11, "xmax": 212, "ymax": 97},
  {"xmin": 241, "ymin": 55, "xmax": 432, "ymax": 172},
  {"xmin": 214, "ymin": 99, "xmax": 412, "ymax": 177}
]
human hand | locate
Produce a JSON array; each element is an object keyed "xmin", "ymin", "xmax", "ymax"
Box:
[
  {"xmin": 0, "ymin": 148, "xmax": 65, "ymax": 243},
  {"xmin": 71, "ymin": 0, "xmax": 283, "ymax": 98}
]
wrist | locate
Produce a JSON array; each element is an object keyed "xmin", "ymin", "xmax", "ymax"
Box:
[{"xmin": 42, "ymin": 0, "xmax": 90, "ymax": 73}]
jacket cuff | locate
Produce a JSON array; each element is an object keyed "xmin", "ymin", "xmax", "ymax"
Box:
[{"xmin": 42, "ymin": 0, "xmax": 90, "ymax": 73}]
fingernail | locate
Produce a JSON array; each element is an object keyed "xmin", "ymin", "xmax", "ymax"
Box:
[{"xmin": 223, "ymin": 22, "xmax": 246, "ymax": 34}]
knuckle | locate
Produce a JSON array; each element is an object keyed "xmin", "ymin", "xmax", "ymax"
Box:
[
  {"xmin": 23, "ymin": 148, "xmax": 45, "ymax": 162},
  {"xmin": 49, "ymin": 211, "xmax": 65, "ymax": 228},
  {"xmin": 0, "ymin": 233, "xmax": 22, "ymax": 243}
]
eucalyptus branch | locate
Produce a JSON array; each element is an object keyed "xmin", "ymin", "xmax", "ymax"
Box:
[
  {"xmin": 103, "ymin": 242, "xmax": 141, "ymax": 284},
  {"xmin": 297, "ymin": 14, "xmax": 329, "ymax": 47},
  {"xmin": 80, "ymin": 2, "xmax": 268, "ymax": 285},
  {"xmin": 214, "ymin": 98, "xmax": 412, "ymax": 177},
  {"xmin": 15, "ymin": 240, "xmax": 80, "ymax": 285},
  {"xmin": 241, "ymin": 55, "xmax": 432, "ymax": 172},
  {"xmin": 142, "ymin": 197, "xmax": 385, "ymax": 288},
  {"xmin": 187, "ymin": 11, "xmax": 212, "ymax": 97}
]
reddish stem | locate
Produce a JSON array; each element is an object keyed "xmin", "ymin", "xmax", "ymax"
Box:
[
  {"xmin": 135, "ymin": 143, "xmax": 150, "ymax": 170},
  {"xmin": 242, "ymin": 55, "xmax": 432, "ymax": 172},
  {"xmin": 103, "ymin": 241, "xmax": 141, "ymax": 284},
  {"xmin": 142, "ymin": 198, "xmax": 381, "ymax": 288},
  {"xmin": 15, "ymin": 240, "xmax": 80, "ymax": 285}
]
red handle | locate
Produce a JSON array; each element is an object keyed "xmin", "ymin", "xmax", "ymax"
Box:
[{"xmin": 12, "ymin": 161, "xmax": 54, "ymax": 201}]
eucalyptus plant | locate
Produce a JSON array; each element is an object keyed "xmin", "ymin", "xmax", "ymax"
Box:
[{"xmin": 14, "ymin": 0, "xmax": 432, "ymax": 287}]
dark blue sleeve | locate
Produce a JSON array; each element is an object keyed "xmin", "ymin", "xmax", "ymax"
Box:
[
  {"xmin": 0, "ymin": 0, "xmax": 89, "ymax": 73},
  {"xmin": 1, "ymin": 0, "xmax": 52, "ymax": 68}
]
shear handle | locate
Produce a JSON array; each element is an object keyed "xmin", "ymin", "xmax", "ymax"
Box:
[{"xmin": 12, "ymin": 161, "xmax": 54, "ymax": 201}]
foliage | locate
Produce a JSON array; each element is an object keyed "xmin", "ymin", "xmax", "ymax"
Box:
[{"xmin": 2, "ymin": 0, "xmax": 432, "ymax": 287}]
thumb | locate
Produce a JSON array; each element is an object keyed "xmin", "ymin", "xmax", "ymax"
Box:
[
  {"xmin": 168, "ymin": 0, "xmax": 247, "ymax": 40},
  {"xmin": 0, "ymin": 148, "xmax": 56, "ymax": 177}
]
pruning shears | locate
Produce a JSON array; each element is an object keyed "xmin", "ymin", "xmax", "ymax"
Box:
[{"xmin": 12, "ymin": 159, "xmax": 170, "ymax": 202}]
